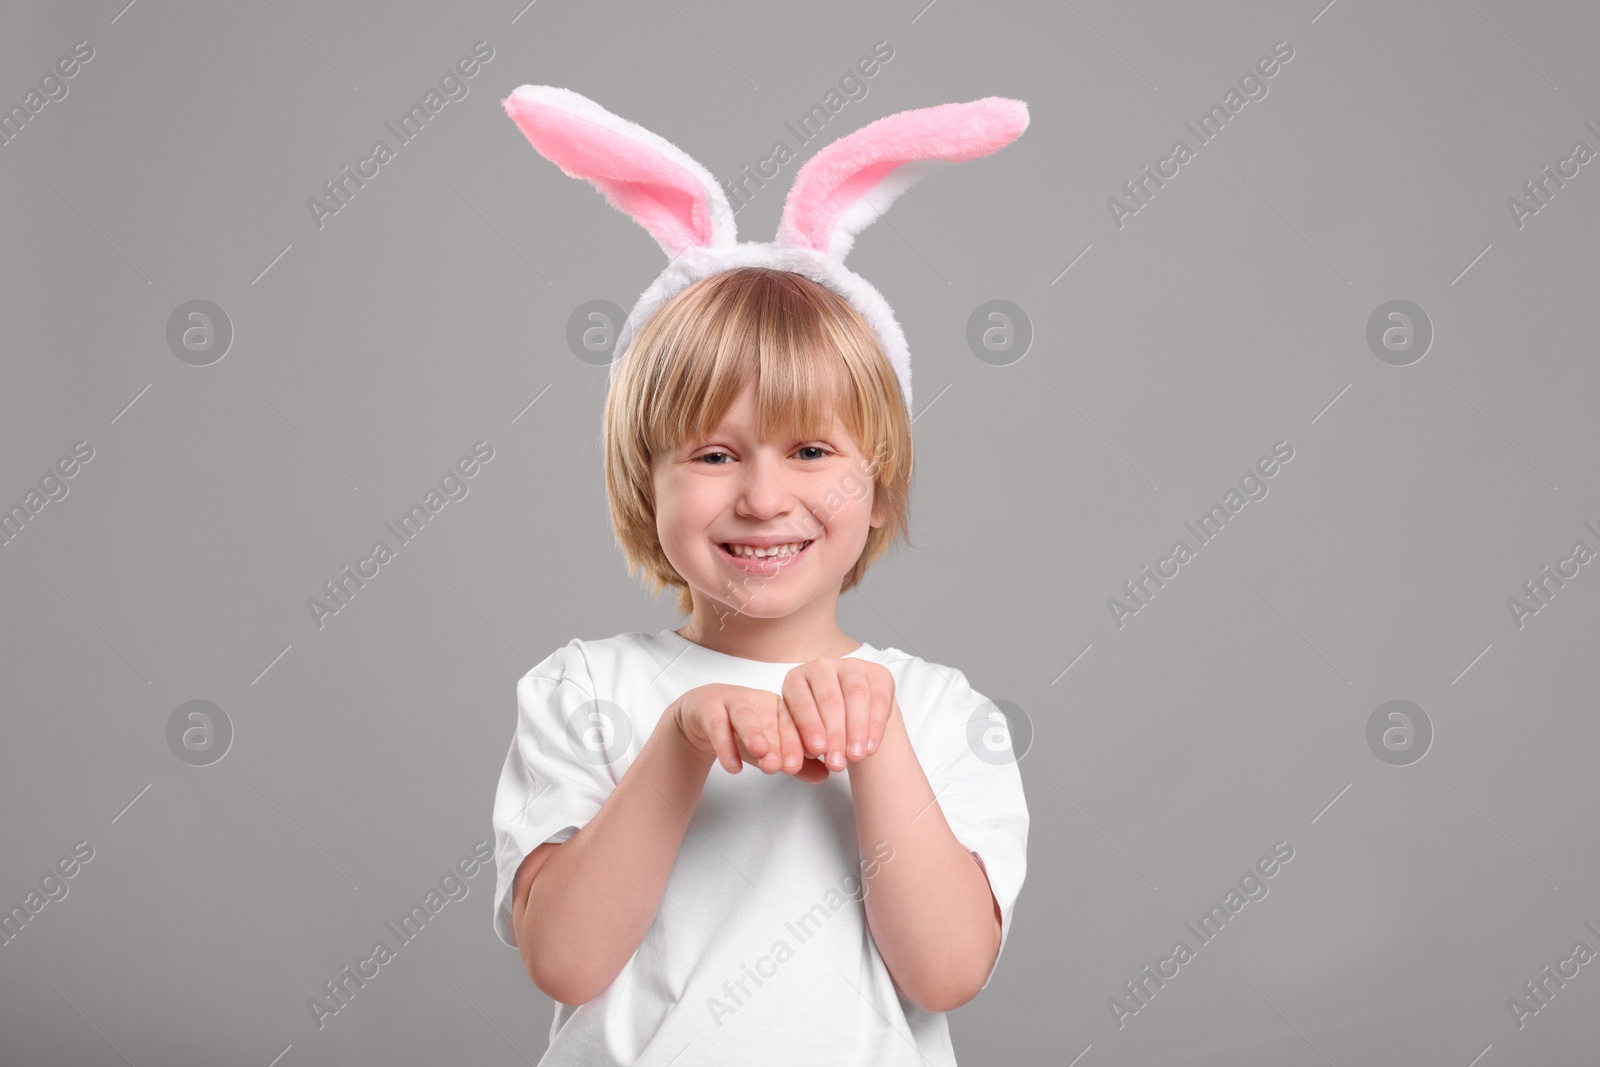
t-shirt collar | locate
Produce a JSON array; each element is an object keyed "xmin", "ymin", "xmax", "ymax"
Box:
[{"xmin": 655, "ymin": 627, "xmax": 883, "ymax": 687}]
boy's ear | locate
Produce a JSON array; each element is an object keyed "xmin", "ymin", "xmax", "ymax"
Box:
[
  {"xmin": 777, "ymin": 97, "xmax": 1029, "ymax": 262},
  {"xmin": 503, "ymin": 85, "xmax": 737, "ymax": 259},
  {"xmin": 870, "ymin": 494, "xmax": 889, "ymax": 529}
]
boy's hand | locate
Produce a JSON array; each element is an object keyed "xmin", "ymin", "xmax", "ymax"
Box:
[
  {"xmin": 780, "ymin": 659, "xmax": 897, "ymax": 775},
  {"xmin": 671, "ymin": 683, "xmax": 816, "ymax": 779}
]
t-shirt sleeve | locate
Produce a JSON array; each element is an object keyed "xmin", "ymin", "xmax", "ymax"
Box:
[
  {"xmin": 490, "ymin": 639, "xmax": 618, "ymax": 949},
  {"xmin": 916, "ymin": 665, "xmax": 1030, "ymax": 992}
]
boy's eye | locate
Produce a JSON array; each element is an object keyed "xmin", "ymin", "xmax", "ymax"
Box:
[{"xmin": 694, "ymin": 446, "xmax": 832, "ymax": 465}]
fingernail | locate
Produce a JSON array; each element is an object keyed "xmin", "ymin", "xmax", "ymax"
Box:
[
  {"xmin": 811, "ymin": 735, "xmax": 825, "ymax": 751},
  {"xmin": 849, "ymin": 741, "xmax": 862, "ymax": 756},
  {"xmin": 830, "ymin": 750, "xmax": 843, "ymax": 768},
  {"xmin": 866, "ymin": 738, "xmax": 876, "ymax": 753}
]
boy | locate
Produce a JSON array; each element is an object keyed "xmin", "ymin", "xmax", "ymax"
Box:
[{"xmin": 491, "ymin": 268, "xmax": 1028, "ymax": 1065}]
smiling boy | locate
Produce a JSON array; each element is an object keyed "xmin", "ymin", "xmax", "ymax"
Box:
[{"xmin": 490, "ymin": 268, "xmax": 1029, "ymax": 1065}]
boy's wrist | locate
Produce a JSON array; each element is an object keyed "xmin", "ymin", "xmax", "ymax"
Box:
[
  {"xmin": 873, "ymin": 696, "xmax": 906, "ymax": 750},
  {"xmin": 657, "ymin": 705, "xmax": 717, "ymax": 772}
]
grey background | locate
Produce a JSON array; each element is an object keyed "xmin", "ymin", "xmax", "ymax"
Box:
[{"xmin": 3, "ymin": 0, "xmax": 1598, "ymax": 1064}]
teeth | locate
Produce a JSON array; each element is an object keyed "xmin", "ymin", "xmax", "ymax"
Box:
[{"xmin": 725, "ymin": 541, "xmax": 809, "ymax": 559}]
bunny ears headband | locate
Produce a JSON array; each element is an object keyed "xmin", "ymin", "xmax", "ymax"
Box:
[{"xmin": 501, "ymin": 85, "xmax": 1030, "ymax": 412}]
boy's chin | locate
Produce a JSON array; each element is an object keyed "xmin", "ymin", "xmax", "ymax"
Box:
[{"xmin": 691, "ymin": 587, "xmax": 829, "ymax": 625}]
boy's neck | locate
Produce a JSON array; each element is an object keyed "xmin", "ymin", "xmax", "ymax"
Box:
[{"xmin": 676, "ymin": 603, "xmax": 861, "ymax": 664}]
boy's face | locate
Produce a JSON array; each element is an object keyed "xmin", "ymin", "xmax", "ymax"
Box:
[{"xmin": 652, "ymin": 379, "xmax": 886, "ymax": 626}]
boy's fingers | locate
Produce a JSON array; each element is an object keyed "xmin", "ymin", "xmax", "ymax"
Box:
[
  {"xmin": 791, "ymin": 755, "xmax": 831, "ymax": 784},
  {"xmin": 731, "ymin": 699, "xmax": 782, "ymax": 773},
  {"xmin": 774, "ymin": 695, "xmax": 804, "ymax": 774},
  {"xmin": 782, "ymin": 681, "xmax": 827, "ymax": 760},
  {"xmin": 753, "ymin": 697, "xmax": 783, "ymax": 773},
  {"xmin": 841, "ymin": 666, "xmax": 872, "ymax": 762},
  {"xmin": 809, "ymin": 675, "xmax": 848, "ymax": 773},
  {"xmin": 728, "ymin": 702, "xmax": 768, "ymax": 758},
  {"xmin": 730, "ymin": 727, "xmax": 767, "ymax": 771},
  {"xmin": 706, "ymin": 703, "xmax": 739, "ymax": 774}
]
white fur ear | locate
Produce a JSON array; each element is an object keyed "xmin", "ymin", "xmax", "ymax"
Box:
[
  {"xmin": 778, "ymin": 97, "xmax": 1029, "ymax": 260},
  {"xmin": 503, "ymin": 85, "xmax": 736, "ymax": 258}
]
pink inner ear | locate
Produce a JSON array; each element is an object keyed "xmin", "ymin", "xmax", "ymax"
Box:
[
  {"xmin": 808, "ymin": 159, "xmax": 900, "ymax": 250},
  {"xmin": 506, "ymin": 96, "xmax": 712, "ymax": 255},
  {"xmin": 780, "ymin": 97, "xmax": 1029, "ymax": 254}
]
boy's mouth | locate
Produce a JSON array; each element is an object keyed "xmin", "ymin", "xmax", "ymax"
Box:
[{"xmin": 717, "ymin": 539, "xmax": 814, "ymax": 571}]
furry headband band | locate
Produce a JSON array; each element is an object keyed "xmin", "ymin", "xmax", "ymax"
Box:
[{"xmin": 501, "ymin": 85, "xmax": 1029, "ymax": 413}]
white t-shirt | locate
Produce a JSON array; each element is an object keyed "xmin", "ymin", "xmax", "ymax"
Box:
[{"xmin": 490, "ymin": 627, "xmax": 1029, "ymax": 1066}]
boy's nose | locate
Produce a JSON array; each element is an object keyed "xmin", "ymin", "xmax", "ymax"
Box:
[{"xmin": 735, "ymin": 455, "xmax": 795, "ymax": 514}]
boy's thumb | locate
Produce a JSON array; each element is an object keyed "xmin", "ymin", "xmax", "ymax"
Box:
[{"xmin": 791, "ymin": 756, "xmax": 832, "ymax": 785}]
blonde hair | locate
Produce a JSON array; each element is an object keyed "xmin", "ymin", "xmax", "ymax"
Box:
[{"xmin": 602, "ymin": 267, "xmax": 914, "ymax": 618}]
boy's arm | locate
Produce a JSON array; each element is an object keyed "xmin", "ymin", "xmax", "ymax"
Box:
[
  {"xmin": 511, "ymin": 706, "xmax": 716, "ymax": 1005},
  {"xmin": 847, "ymin": 699, "xmax": 1003, "ymax": 1014}
]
